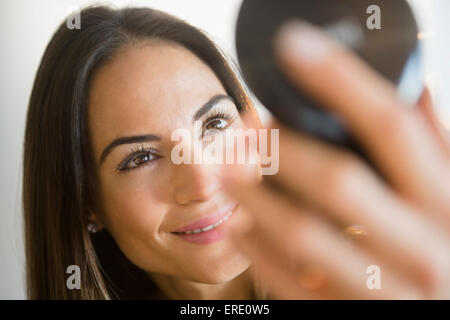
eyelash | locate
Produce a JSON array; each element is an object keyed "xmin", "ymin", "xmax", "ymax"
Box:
[{"xmin": 117, "ymin": 109, "xmax": 238, "ymax": 172}]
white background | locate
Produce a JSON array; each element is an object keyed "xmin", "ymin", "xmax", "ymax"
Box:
[{"xmin": 0, "ymin": 0, "xmax": 448, "ymax": 299}]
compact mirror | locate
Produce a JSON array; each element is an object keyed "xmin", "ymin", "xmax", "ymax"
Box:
[{"xmin": 236, "ymin": 0, "xmax": 423, "ymax": 161}]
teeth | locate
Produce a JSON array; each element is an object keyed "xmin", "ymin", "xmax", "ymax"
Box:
[
  {"xmin": 177, "ymin": 210, "xmax": 233, "ymax": 235},
  {"xmin": 202, "ymin": 225, "xmax": 214, "ymax": 232}
]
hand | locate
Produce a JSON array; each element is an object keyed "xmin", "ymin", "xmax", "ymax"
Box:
[{"xmin": 222, "ymin": 21, "xmax": 450, "ymax": 299}]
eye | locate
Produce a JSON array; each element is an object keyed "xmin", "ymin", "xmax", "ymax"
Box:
[
  {"xmin": 125, "ymin": 152, "xmax": 156, "ymax": 169},
  {"xmin": 118, "ymin": 147, "xmax": 160, "ymax": 171},
  {"xmin": 202, "ymin": 110, "xmax": 237, "ymax": 136},
  {"xmin": 205, "ymin": 118, "xmax": 228, "ymax": 130},
  {"xmin": 131, "ymin": 153, "xmax": 153, "ymax": 166}
]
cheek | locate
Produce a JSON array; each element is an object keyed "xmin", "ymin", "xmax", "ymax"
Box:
[{"xmin": 99, "ymin": 175, "xmax": 167, "ymax": 247}]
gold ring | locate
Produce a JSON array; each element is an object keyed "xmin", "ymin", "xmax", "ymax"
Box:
[{"xmin": 342, "ymin": 225, "xmax": 368, "ymax": 241}]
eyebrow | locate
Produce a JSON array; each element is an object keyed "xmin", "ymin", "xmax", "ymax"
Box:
[{"xmin": 98, "ymin": 94, "xmax": 234, "ymax": 165}]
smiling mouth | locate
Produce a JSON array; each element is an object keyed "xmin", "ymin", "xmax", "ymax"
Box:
[{"xmin": 171, "ymin": 209, "xmax": 234, "ymax": 235}]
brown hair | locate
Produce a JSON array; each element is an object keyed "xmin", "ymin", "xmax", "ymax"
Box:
[{"xmin": 23, "ymin": 5, "xmax": 263, "ymax": 299}]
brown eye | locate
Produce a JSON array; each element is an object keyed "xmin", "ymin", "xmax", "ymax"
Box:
[
  {"xmin": 133, "ymin": 153, "xmax": 151, "ymax": 166},
  {"xmin": 206, "ymin": 119, "xmax": 228, "ymax": 130},
  {"xmin": 123, "ymin": 152, "xmax": 157, "ymax": 170},
  {"xmin": 118, "ymin": 147, "xmax": 161, "ymax": 172}
]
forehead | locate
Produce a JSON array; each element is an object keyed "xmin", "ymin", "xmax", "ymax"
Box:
[{"xmin": 88, "ymin": 41, "xmax": 227, "ymax": 150}]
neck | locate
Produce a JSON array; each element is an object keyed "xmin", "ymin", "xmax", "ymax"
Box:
[{"xmin": 148, "ymin": 268, "xmax": 253, "ymax": 300}]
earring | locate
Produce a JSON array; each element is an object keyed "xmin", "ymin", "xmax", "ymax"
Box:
[{"xmin": 87, "ymin": 221, "xmax": 98, "ymax": 234}]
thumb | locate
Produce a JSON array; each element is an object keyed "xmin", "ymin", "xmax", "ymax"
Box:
[{"xmin": 417, "ymin": 86, "xmax": 450, "ymax": 155}]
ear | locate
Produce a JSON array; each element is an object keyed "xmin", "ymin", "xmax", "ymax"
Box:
[{"xmin": 416, "ymin": 86, "xmax": 450, "ymax": 154}]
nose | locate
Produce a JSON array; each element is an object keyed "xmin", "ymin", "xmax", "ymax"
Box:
[{"xmin": 171, "ymin": 163, "xmax": 222, "ymax": 205}]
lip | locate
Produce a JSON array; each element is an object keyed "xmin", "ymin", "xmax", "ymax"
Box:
[
  {"xmin": 171, "ymin": 202, "xmax": 238, "ymax": 233},
  {"xmin": 170, "ymin": 203, "xmax": 239, "ymax": 245}
]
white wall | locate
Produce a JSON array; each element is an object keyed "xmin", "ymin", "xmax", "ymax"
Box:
[{"xmin": 0, "ymin": 0, "xmax": 448, "ymax": 299}]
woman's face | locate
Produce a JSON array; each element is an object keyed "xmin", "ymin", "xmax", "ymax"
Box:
[{"xmin": 88, "ymin": 41, "xmax": 255, "ymax": 284}]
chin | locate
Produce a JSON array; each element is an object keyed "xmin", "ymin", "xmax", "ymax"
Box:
[{"xmin": 190, "ymin": 252, "xmax": 252, "ymax": 284}]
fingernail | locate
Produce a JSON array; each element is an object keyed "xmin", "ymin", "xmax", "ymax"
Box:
[{"xmin": 275, "ymin": 20, "xmax": 331, "ymax": 64}]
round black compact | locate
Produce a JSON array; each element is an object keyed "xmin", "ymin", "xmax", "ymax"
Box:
[{"xmin": 236, "ymin": 0, "xmax": 423, "ymax": 161}]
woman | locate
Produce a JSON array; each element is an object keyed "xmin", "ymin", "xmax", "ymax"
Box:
[
  {"xmin": 24, "ymin": 5, "xmax": 450, "ymax": 300},
  {"xmin": 24, "ymin": 5, "xmax": 263, "ymax": 299}
]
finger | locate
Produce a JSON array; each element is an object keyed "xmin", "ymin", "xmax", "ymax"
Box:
[
  {"xmin": 231, "ymin": 204, "xmax": 420, "ymax": 299},
  {"xmin": 230, "ymin": 226, "xmax": 322, "ymax": 299},
  {"xmin": 271, "ymin": 123, "xmax": 450, "ymax": 294},
  {"xmin": 233, "ymin": 228, "xmax": 417, "ymax": 299},
  {"xmin": 222, "ymin": 169, "xmax": 422, "ymax": 299},
  {"xmin": 417, "ymin": 86, "xmax": 450, "ymax": 155},
  {"xmin": 274, "ymin": 20, "xmax": 450, "ymax": 217}
]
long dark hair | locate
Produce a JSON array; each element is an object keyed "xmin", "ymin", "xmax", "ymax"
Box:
[{"xmin": 23, "ymin": 5, "xmax": 259, "ymax": 299}]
